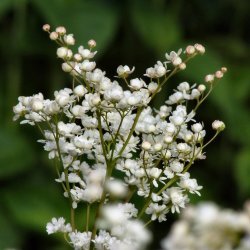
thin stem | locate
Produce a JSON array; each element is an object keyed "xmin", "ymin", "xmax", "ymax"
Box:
[
  {"xmin": 144, "ymin": 220, "xmax": 153, "ymax": 228},
  {"xmin": 86, "ymin": 204, "xmax": 90, "ymax": 231}
]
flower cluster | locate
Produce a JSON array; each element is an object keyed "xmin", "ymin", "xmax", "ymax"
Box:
[
  {"xmin": 161, "ymin": 201, "xmax": 250, "ymax": 250},
  {"xmin": 13, "ymin": 24, "xmax": 226, "ymax": 250}
]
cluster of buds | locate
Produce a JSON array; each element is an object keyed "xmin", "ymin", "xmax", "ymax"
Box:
[
  {"xmin": 205, "ymin": 67, "xmax": 227, "ymax": 83},
  {"xmin": 13, "ymin": 25, "xmax": 226, "ymax": 250}
]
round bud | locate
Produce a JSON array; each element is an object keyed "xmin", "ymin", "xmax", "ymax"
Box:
[
  {"xmin": 191, "ymin": 123, "xmax": 203, "ymax": 133},
  {"xmin": 221, "ymin": 67, "xmax": 227, "ymax": 73},
  {"xmin": 205, "ymin": 74, "xmax": 214, "ymax": 83},
  {"xmin": 179, "ymin": 62, "xmax": 186, "ymax": 70},
  {"xmin": 215, "ymin": 70, "xmax": 223, "ymax": 79},
  {"xmin": 194, "ymin": 43, "xmax": 205, "ymax": 54},
  {"xmin": 62, "ymin": 62, "xmax": 74, "ymax": 73},
  {"xmin": 55, "ymin": 26, "xmax": 66, "ymax": 35},
  {"xmin": 92, "ymin": 96, "xmax": 101, "ymax": 106},
  {"xmin": 164, "ymin": 135, "xmax": 173, "ymax": 144},
  {"xmin": 31, "ymin": 99, "xmax": 43, "ymax": 111},
  {"xmin": 147, "ymin": 124, "xmax": 156, "ymax": 133},
  {"xmin": 57, "ymin": 47, "xmax": 68, "ymax": 59},
  {"xmin": 198, "ymin": 84, "xmax": 206, "ymax": 92},
  {"xmin": 185, "ymin": 45, "xmax": 195, "ymax": 55},
  {"xmin": 142, "ymin": 141, "xmax": 151, "ymax": 151},
  {"xmin": 74, "ymin": 53, "xmax": 83, "ymax": 62},
  {"xmin": 88, "ymin": 39, "xmax": 96, "ymax": 48},
  {"xmin": 212, "ymin": 120, "xmax": 225, "ymax": 131},
  {"xmin": 148, "ymin": 82, "xmax": 158, "ymax": 94},
  {"xmin": 153, "ymin": 143, "xmax": 162, "ymax": 152},
  {"xmin": 49, "ymin": 32, "xmax": 59, "ymax": 40},
  {"xmin": 42, "ymin": 24, "xmax": 50, "ymax": 32},
  {"xmin": 74, "ymin": 85, "xmax": 86, "ymax": 97}
]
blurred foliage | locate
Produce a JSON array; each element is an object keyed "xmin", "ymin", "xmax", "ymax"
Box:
[{"xmin": 0, "ymin": 0, "xmax": 250, "ymax": 249}]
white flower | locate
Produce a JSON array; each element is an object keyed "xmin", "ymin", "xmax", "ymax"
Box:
[
  {"xmin": 117, "ymin": 65, "xmax": 135, "ymax": 78},
  {"xmin": 129, "ymin": 78, "xmax": 145, "ymax": 90},
  {"xmin": 78, "ymin": 45, "xmax": 97, "ymax": 59},
  {"xmin": 163, "ymin": 187, "xmax": 188, "ymax": 213},
  {"xmin": 81, "ymin": 60, "xmax": 96, "ymax": 71},
  {"xmin": 64, "ymin": 34, "xmax": 75, "ymax": 45},
  {"xmin": 69, "ymin": 231, "xmax": 91, "ymax": 250},
  {"xmin": 46, "ymin": 217, "xmax": 72, "ymax": 234},
  {"xmin": 74, "ymin": 85, "xmax": 87, "ymax": 97}
]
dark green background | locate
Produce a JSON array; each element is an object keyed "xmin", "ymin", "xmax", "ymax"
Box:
[{"xmin": 0, "ymin": 0, "xmax": 250, "ymax": 249}]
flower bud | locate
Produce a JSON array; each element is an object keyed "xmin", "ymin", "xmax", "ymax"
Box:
[
  {"xmin": 164, "ymin": 135, "xmax": 173, "ymax": 144},
  {"xmin": 57, "ymin": 47, "xmax": 68, "ymax": 59},
  {"xmin": 153, "ymin": 143, "xmax": 162, "ymax": 152},
  {"xmin": 198, "ymin": 84, "xmax": 206, "ymax": 92},
  {"xmin": 148, "ymin": 82, "xmax": 158, "ymax": 94},
  {"xmin": 42, "ymin": 24, "xmax": 50, "ymax": 32},
  {"xmin": 194, "ymin": 43, "xmax": 205, "ymax": 54},
  {"xmin": 212, "ymin": 120, "xmax": 225, "ymax": 131},
  {"xmin": 191, "ymin": 123, "xmax": 203, "ymax": 133},
  {"xmin": 74, "ymin": 85, "xmax": 86, "ymax": 97},
  {"xmin": 205, "ymin": 74, "xmax": 214, "ymax": 83},
  {"xmin": 56, "ymin": 26, "xmax": 66, "ymax": 35},
  {"xmin": 62, "ymin": 62, "xmax": 74, "ymax": 73},
  {"xmin": 49, "ymin": 32, "xmax": 58, "ymax": 40},
  {"xmin": 149, "ymin": 167, "xmax": 161, "ymax": 178},
  {"xmin": 142, "ymin": 141, "xmax": 151, "ymax": 151},
  {"xmin": 215, "ymin": 70, "xmax": 223, "ymax": 79},
  {"xmin": 185, "ymin": 45, "xmax": 195, "ymax": 55},
  {"xmin": 88, "ymin": 39, "xmax": 96, "ymax": 48},
  {"xmin": 221, "ymin": 67, "xmax": 227, "ymax": 73},
  {"xmin": 179, "ymin": 62, "xmax": 186, "ymax": 70},
  {"xmin": 74, "ymin": 53, "xmax": 83, "ymax": 62},
  {"xmin": 31, "ymin": 99, "xmax": 43, "ymax": 111}
]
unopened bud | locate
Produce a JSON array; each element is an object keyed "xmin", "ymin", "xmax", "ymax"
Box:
[
  {"xmin": 74, "ymin": 53, "xmax": 83, "ymax": 62},
  {"xmin": 195, "ymin": 43, "xmax": 205, "ymax": 54},
  {"xmin": 205, "ymin": 74, "xmax": 214, "ymax": 83},
  {"xmin": 49, "ymin": 32, "xmax": 59, "ymax": 40},
  {"xmin": 198, "ymin": 84, "xmax": 206, "ymax": 92},
  {"xmin": 142, "ymin": 141, "xmax": 151, "ymax": 151},
  {"xmin": 212, "ymin": 120, "xmax": 225, "ymax": 131},
  {"xmin": 42, "ymin": 24, "xmax": 50, "ymax": 32},
  {"xmin": 56, "ymin": 26, "xmax": 66, "ymax": 35},
  {"xmin": 221, "ymin": 67, "xmax": 227, "ymax": 73},
  {"xmin": 179, "ymin": 62, "xmax": 186, "ymax": 70},
  {"xmin": 185, "ymin": 45, "xmax": 195, "ymax": 55},
  {"xmin": 215, "ymin": 70, "xmax": 223, "ymax": 79},
  {"xmin": 88, "ymin": 39, "xmax": 96, "ymax": 48},
  {"xmin": 153, "ymin": 143, "xmax": 162, "ymax": 152}
]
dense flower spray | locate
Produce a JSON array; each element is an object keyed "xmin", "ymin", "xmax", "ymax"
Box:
[
  {"xmin": 13, "ymin": 24, "xmax": 226, "ymax": 250},
  {"xmin": 161, "ymin": 201, "xmax": 250, "ymax": 250}
]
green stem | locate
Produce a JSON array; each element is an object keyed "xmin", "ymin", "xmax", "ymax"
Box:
[{"xmin": 86, "ymin": 204, "xmax": 90, "ymax": 231}]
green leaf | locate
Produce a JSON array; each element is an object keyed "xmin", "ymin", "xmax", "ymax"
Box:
[
  {"xmin": 31, "ymin": 0, "xmax": 119, "ymax": 53},
  {"xmin": 131, "ymin": 0, "xmax": 182, "ymax": 55},
  {"xmin": 3, "ymin": 183, "xmax": 68, "ymax": 231},
  {"xmin": 235, "ymin": 147, "xmax": 250, "ymax": 196},
  {"xmin": 0, "ymin": 128, "xmax": 36, "ymax": 179}
]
